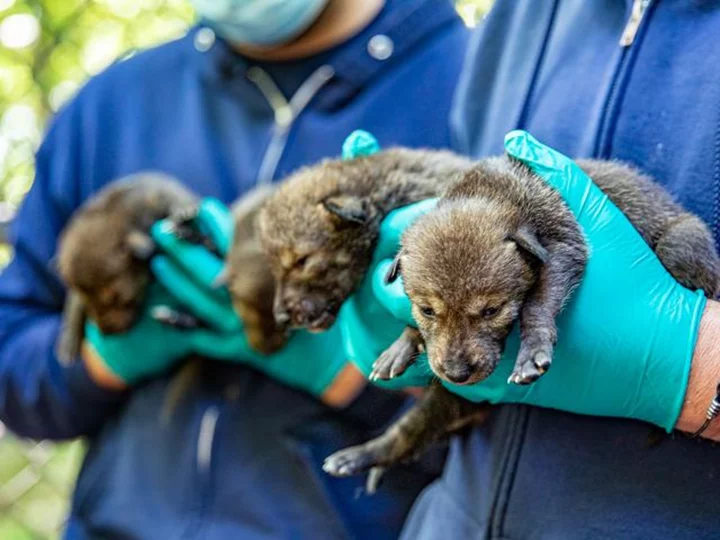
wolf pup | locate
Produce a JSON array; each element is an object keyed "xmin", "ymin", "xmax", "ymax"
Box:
[
  {"xmin": 223, "ymin": 185, "xmax": 289, "ymax": 355},
  {"xmin": 56, "ymin": 173, "xmax": 199, "ymax": 364},
  {"xmin": 323, "ymin": 157, "xmax": 720, "ymax": 489},
  {"xmin": 257, "ymin": 148, "xmax": 473, "ymax": 333}
]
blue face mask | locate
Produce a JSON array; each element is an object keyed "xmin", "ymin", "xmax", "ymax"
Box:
[{"xmin": 190, "ymin": 0, "xmax": 330, "ymax": 47}]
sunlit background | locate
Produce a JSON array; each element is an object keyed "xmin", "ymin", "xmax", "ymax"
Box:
[{"xmin": 0, "ymin": 1, "xmax": 491, "ymax": 537}]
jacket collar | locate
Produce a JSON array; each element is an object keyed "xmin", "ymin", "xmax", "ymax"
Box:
[{"xmin": 191, "ymin": 0, "xmax": 463, "ymax": 110}]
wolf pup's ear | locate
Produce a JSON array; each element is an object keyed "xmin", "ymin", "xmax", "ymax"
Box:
[
  {"xmin": 126, "ymin": 230, "xmax": 156, "ymax": 260},
  {"xmin": 385, "ymin": 251, "xmax": 403, "ymax": 284},
  {"xmin": 321, "ymin": 195, "xmax": 376, "ymax": 226},
  {"xmin": 509, "ymin": 226, "xmax": 548, "ymax": 265}
]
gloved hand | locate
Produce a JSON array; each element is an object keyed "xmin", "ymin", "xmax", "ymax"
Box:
[
  {"xmin": 341, "ymin": 130, "xmax": 707, "ymax": 432},
  {"xmin": 339, "ymin": 199, "xmax": 439, "ymax": 390},
  {"xmin": 85, "ymin": 283, "xmax": 249, "ymax": 384},
  {"xmin": 150, "ymin": 198, "xmax": 348, "ymax": 397}
]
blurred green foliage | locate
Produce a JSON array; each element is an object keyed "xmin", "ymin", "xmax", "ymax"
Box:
[
  {"xmin": 0, "ymin": 1, "xmax": 491, "ymax": 538},
  {"xmin": 0, "ymin": 0, "xmax": 195, "ymax": 268}
]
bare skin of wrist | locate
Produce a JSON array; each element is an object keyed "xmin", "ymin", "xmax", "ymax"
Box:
[
  {"xmin": 81, "ymin": 341, "xmax": 128, "ymax": 391},
  {"xmin": 676, "ymin": 299, "xmax": 720, "ymax": 441},
  {"xmin": 321, "ymin": 363, "xmax": 367, "ymax": 408},
  {"xmin": 320, "ymin": 363, "xmax": 422, "ymax": 408}
]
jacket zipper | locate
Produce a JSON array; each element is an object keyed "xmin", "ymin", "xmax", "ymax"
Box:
[
  {"xmin": 595, "ymin": 0, "xmax": 654, "ymax": 158},
  {"xmin": 714, "ymin": 96, "xmax": 720, "ymax": 251},
  {"xmin": 619, "ymin": 0, "xmax": 651, "ymax": 47},
  {"xmin": 490, "ymin": 1, "xmax": 656, "ymax": 536},
  {"xmin": 247, "ymin": 65, "xmax": 335, "ymax": 186},
  {"xmin": 190, "ymin": 62, "xmax": 336, "ymax": 504},
  {"xmin": 197, "ymin": 405, "xmax": 219, "ymax": 474}
]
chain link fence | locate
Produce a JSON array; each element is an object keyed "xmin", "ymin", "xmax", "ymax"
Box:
[{"xmin": 0, "ymin": 1, "xmax": 489, "ymax": 537}]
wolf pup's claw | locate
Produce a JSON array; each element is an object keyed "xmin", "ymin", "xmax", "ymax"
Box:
[
  {"xmin": 370, "ymin": 327, "xmax": 423, "ymax": 381},
  {"xmin": 509, "ymin": 339, "xmax": 553, "ymax": 385},
  {"xmin": 365, "ymin": 467, "xmax": 386, "ymax": 495}
]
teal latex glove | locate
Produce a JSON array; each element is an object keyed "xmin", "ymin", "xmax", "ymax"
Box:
[
  {"xmin": 342, "ymin": 129, "xmax": 381, "ymax": 160},
  {"xmin": 341, "ymin": 130, "xmax": 707, "ymax": 431},
  {"xmin": 85, "ymin": 283, "xmax": 249, "ymax": 384},
  {"xmin": 339, "ymin": 128, "xmax": 434, "ymax": 388},
  {"xmin": 150, "ymin": 198, "xmax": 346, "ymax": 397},
  {"xmin": 339, "ymin": 199, "xmax": 440, "ymax": 389}
]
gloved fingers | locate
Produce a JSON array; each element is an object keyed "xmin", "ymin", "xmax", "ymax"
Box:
[
  {"xmin": 371, "ymin": 259, "xmax": 415, "ymax": 325},
  {"xmin": 503, "ymin": 130, "xmax": 686, "ymax": 280},
  {"xmin": 503, "ymin": 130, "xmax": 659, "ymax": 246},
  {"xmin": 504, "ymin": 130, "xmax": 600, "ymax": 217},
  {"xmin": 195, "ymin": 198, "xmax": 233, "ymax": 257},
  {"xmin": 342, "ymin": 129, "xmax": 382, "ymax": 160},
  {"xmin": 374, "ymin": 199, "xmax": 438, "ymax": 261},
  {"xmin": 151, "ymin": 256, "xmax": 242, "ymax": 333},
  {"xmin": 151, "ymin": 219, "xmax": 227, "ymax": 291},
  {"xmin": 189, "ymin": 329, "xmax": 257, "ymax": 361}
]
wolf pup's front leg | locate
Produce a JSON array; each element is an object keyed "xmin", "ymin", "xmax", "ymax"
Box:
[{"xmin": 510, "ymin": 234, "xmax": 587, "ymax": 385}]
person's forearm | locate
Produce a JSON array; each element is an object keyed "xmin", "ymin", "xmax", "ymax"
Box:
[{"xmin": 676, "ymin": 300, "xmax": 720, "ymax": 441}]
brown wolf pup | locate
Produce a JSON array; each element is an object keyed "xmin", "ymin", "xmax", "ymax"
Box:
[
  {"xmin": 323, "ymin": 157, "xmax": 720, "ymax": 490},
  {"xmin": 259, "ymin": 150, "xmax": 720, "ymax": 492},
  {"xmin": 57, "ymin": 176, "xmax": 285, "ymax": 420},
  {"xmin": 223, "ymin": 185, "xmax": 289, "ymax": 355},
  {"xmin": 257, "ymin": 148, "xmax": 473, "ymax": 333},
  {"xmin": 56, "ymin": 173, "xmax": 198, "ymax": 364}
]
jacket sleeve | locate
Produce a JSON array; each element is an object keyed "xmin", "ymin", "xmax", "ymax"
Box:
[{"xmin": 0, "ymin": 102, "xmax": 128, "ymax": 440}]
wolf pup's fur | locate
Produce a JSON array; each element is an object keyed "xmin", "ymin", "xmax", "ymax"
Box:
[
  {"xmin": 56, "ymin": 173, "xmax": 198, "ymax": 364},
  {"xmin": 258, "ymin": 149, "xmax": 473, "ymax": 333},
  {"xmin": 259, "ymin": 150, "xmax": 719, "ymax": 492},
  {"xmin": 58, "ymin": 176, "xmax": 284, "ymax": 421},
  {"xmin": 323, "ymin": 157, "xmax": 720, "ymax": 490},
  {"xmin": 224, "ymin": 185, "xmax": 289, "ymax": 354}
]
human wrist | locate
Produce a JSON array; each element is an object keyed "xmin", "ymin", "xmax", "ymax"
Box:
[
  {"xmin": 320, "ymin": 363, "xmax": 367, "ymax": 408},
  {"xmin": 676, "ymin": 300, "xmax": 720, "ymax": 440},
  {"xmin": 81, "ymin": 341, "xmax": 128, "ymax": 391}
]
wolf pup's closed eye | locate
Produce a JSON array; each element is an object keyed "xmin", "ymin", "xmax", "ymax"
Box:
[{"xmin": 257, "ymin": 148, "xmax": 473, "ymax": 334}]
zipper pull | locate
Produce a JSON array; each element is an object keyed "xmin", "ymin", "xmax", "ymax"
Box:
[{"xmin": 619, "ymin": 0, "xmax": 651, "ymax": 47}]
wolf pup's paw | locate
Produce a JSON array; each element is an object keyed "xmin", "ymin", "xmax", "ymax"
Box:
[
  {"xmin": 509, "ymin": 337, "xmax": 553, "ymax": 385},
  {"xmin": 370, "ymin": 339, "xmax": 422, "ymax": 381},
  {"xmin": 323, "ymin": 443, "xmax": 387, "ymax": 479},
  {"xmin": 370, "ymin": 327, "xmax": 424, "ymax": 381}
]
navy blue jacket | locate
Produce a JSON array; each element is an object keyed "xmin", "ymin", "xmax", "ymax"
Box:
[
  {"xmin": 402, "ymin": 1, "xmax": 720, "ymax": 538},
  {"xmin": 0, "ymin": 1, "xmax": 468, "ymax": 538}
]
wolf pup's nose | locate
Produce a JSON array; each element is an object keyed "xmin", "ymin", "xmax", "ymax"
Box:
[
  {"xmin": 300, "ymin": 298, "xmax": 319, "ymax": 318},
  {"xmin": 444, "ymin": 364, "xmax": 472, "ymax": 384}
]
